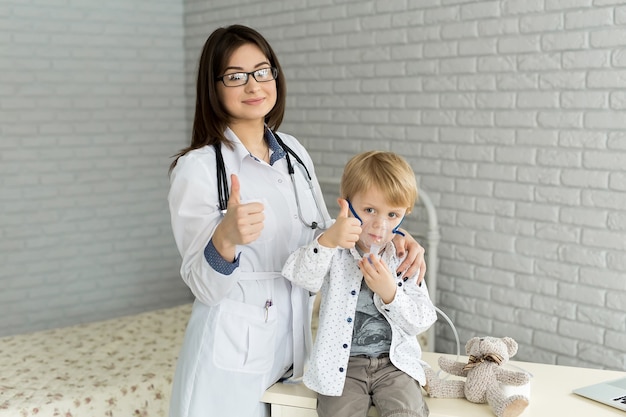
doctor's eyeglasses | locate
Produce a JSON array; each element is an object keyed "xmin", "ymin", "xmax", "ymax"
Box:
[{"xmin": 216, "ymin": 67, "xmax": 278, "ymax": 87}]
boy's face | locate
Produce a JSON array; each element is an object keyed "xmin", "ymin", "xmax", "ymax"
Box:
[{"xmin": 349, "ymin": 186, "xmax": 407, "ymax": 253}]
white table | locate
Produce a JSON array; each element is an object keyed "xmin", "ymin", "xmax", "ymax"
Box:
[{"xmin": 261, "ymin": 351, "xmax": 626, "ymax": 416}]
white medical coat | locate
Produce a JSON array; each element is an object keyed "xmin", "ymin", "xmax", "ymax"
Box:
[
  {"xmin": 167, "ymin": 128, "xmax": 330, "ymax": 417},
  {"xmin": 282, "ymin": 238, "xmax": 437, "ymax": 396}
]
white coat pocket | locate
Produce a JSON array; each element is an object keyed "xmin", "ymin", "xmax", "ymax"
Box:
[{"xmin": 213, "ymin": 298, "xmax": 277, "ymax": 373}]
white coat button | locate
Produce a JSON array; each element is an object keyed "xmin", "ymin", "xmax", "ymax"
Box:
[{"xmin": 278, "ymin": 179, "xmax": 283, "ymax": 183}]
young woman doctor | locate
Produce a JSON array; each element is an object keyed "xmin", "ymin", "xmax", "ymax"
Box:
[{"xmin": 167, "ymin": 24, "xmax": 427, "ymax": 417}]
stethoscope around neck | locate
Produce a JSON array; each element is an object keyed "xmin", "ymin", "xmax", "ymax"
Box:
[{"xmin": 214, "ymin": 132, "xmax": 328, "ymax": 230}]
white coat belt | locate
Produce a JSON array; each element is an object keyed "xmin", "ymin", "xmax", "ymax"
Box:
[{"xmin": 238, "ymin": 272, "xmax": 283, "ymax": 281}]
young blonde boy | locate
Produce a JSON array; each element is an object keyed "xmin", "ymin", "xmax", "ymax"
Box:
[{"xmin": 282, "ymin": 151, "xmax": 436, "ymax": 417}]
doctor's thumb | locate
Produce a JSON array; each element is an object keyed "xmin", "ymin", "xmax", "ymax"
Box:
[{"xmin": 228, "ymin": 174, "xmax": 241, "ymax": 206}]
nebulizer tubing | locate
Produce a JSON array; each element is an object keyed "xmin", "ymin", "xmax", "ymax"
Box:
[
  {"xmin": 434, "ymin": 305, "xmax": 461, "ymax": 358},
  {"xmin": 431, "ymin": 305, "xmax": 461, "ymax": 379},
  {"xmin": 352, "ymin": 202, "xmax": 460, "ymax": 359},
  {"xmin": 347, "ymin": 203, "xmax": 529, "ymax": 380},
  {"xmin": 347, "ymin": 200, "xmax": 527, "ymax": 378},
  {"xmin": 359, "ymin": 214, "xmax": 463, "ymax": 372}
]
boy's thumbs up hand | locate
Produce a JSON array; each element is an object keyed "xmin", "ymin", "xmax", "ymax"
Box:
[
  {"xmin": 336, "ymin": 197, "xmax": 350, "ymax": 219},
  {"xmin": 318, "ymin": 198, "xmax": 361, "ymax": 249}
]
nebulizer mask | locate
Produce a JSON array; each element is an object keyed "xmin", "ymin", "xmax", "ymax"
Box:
[
  {"xmin": 360, "ymin": 217, "xmax": 391, "ymax": 259},
  {"xmin": 347, "ymin": 201, "xmax": 403, "ymax": 259}
]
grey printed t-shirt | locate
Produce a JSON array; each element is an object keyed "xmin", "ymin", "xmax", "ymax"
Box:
[{"xmin": 350, "ymin": 279, "xmax": 392, "ymax": 357}]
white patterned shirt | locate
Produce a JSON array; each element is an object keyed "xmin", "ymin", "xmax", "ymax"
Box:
[{"xmin": 282, "ymin": 237, "xmax": 437, "ymax": 396}]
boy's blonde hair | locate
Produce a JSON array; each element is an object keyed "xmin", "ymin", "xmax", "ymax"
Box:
[{"xmin": 340, "ymin": 151, "xmax": 418, "ymax": 213}]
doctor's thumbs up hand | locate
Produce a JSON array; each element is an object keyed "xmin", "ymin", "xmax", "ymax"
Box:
[
  {"xmin": 318, "ymin": 198, "xmax": 361, "ymax": 249},
  {"xmin": 212, "ymin": 174, "xmax": 265, "ymax": 261}
]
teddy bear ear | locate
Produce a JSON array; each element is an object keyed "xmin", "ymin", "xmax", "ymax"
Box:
[
  {"xmin": 465, "ymin": 336, "xmax": 480, "ymax": 353},
  {"xmin": 503, "ymin": 337, "xmax": 518, "ymax": 357}
]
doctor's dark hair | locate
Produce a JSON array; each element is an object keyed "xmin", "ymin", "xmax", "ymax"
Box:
[
  {"xmin": 169, "ymin": 24, "xmax": 286, "ymax": 173},
  {"xmin": 340, "ymin": 151, "xmax": 418, "ymax": 214}
]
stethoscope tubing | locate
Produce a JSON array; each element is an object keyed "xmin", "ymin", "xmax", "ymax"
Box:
[
  {"xmin": 214, "ymin": 132, "xmax": 327, "ymax": 230},
  {"xmin": 289, "ymin": 172, "xmax": 326, "ymax": 230}
]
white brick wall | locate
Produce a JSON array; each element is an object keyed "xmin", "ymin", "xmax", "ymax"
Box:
[
  {"xmin": 0, "ymin": 0, "xmax": 191, "ymax": 336},
  {"xmin": 3, "ymin": 0, "xmax": 623, "ymax": 371},
  {"xmin": 183, "ymin": 0, "xmax": 626, "ymax": 370}
]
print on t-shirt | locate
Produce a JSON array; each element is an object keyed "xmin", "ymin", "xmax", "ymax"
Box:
[{"xmin": 350, "ymin": 281, "xmax": 392, "ymax": 357}]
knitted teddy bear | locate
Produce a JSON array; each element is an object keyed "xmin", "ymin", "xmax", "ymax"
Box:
[{"xmin": 424, "ymin": 336, "xmax": 530, "ymax": 417}]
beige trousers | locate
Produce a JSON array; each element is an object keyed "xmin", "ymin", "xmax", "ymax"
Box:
[{"xmin": 317, "ymin": 355, "xmax": 429, "ymax": 417}]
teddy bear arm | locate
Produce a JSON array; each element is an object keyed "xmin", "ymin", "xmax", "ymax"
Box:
[
  {"xmin": 438, "ymin": 357, "xmax": 467, "ymax": 377},
  {"xmin": 495, "ymin": 369, "xmax": 530, "ymax": 386},
  {"xmin": 423, "ymin": 367, "xmax": 466, "ymax": 399}
]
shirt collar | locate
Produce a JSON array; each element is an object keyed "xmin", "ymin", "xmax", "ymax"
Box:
[
  {"xmin": 266, "ymin": 129, "xmax": 286, "ymax": 165},
  {"xmin": 223, "ymin": 127, "xmax": 287, "ymax": 167}
]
